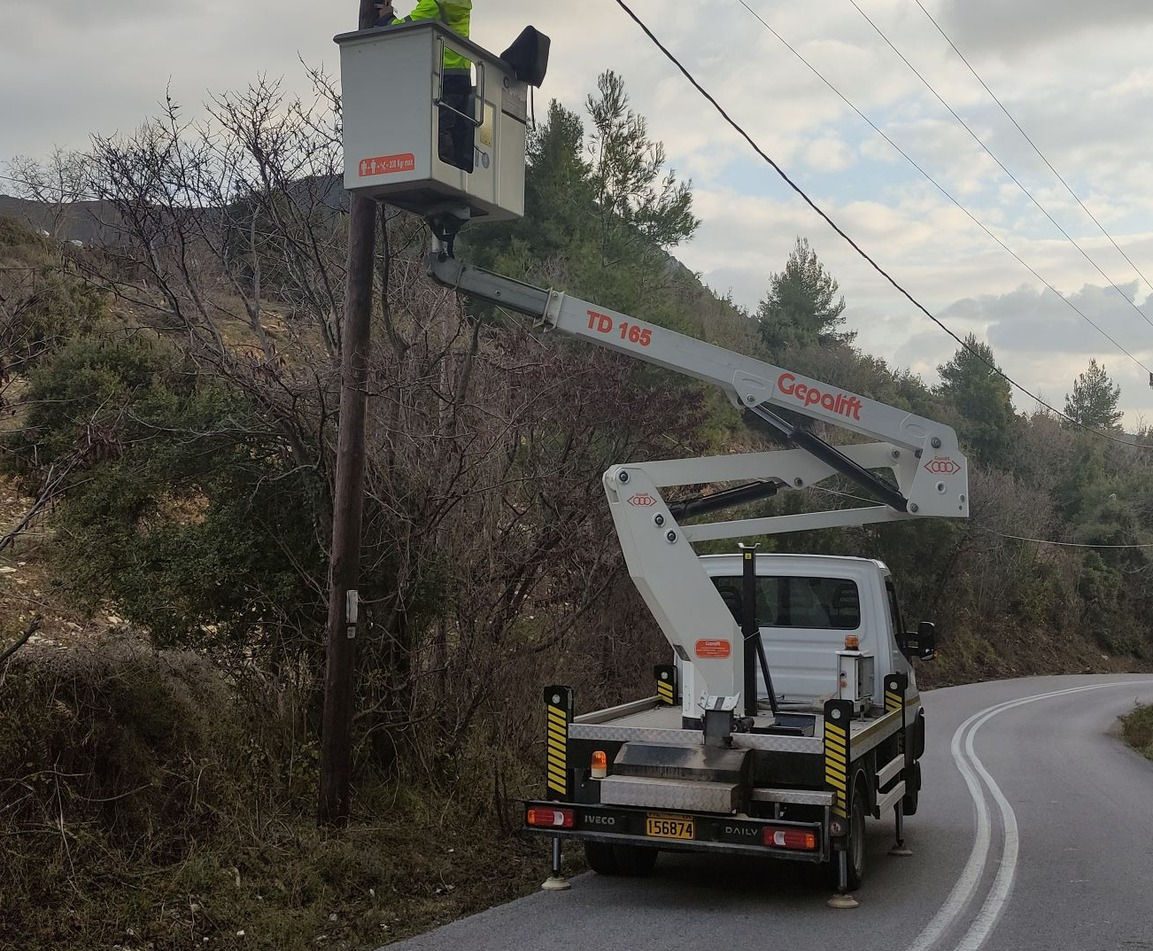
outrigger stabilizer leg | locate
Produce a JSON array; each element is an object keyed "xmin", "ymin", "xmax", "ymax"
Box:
[
  {"xmin": 889, "ymin": 802, "xmax": 912, "ymax": 857},
  {"xmin": 541, "ymin": 836, "xmax": 571, "ymax": 891},
  {"xmin": 828, "ymin": 847, "xmax": 860, "ymax": 909}
]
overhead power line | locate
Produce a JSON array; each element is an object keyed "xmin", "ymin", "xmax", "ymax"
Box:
[
  {"xmin": 847, "ymin": 0, "xmax": 1153, "ymax": 339},
  {"xmin": 730, "ymin": 0, "xmax": 1153, "ymax": 380},
  {"xmin": 610, "ymin": 0, "xmax": 1146, "ymax": 449},
  {"xmin": 816, "ymin": 488, "xmax": 1153, "ymax": 550},
  {"xmin": 983, "ymin": 529, "xmax": 1153, "ymax": 551},
  {"xmin": 912, "ymin": 0, "xmax": 1153, "ymax": 302}
]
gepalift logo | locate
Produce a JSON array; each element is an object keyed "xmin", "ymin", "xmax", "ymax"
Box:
[{"xmin": 777, "ymin": 372, "xmax": 862, "ymax": 421}]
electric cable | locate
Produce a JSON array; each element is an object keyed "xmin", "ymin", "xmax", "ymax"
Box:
[
  {"xmin": 979, "ymin": 528, "xmax": 1153, "ymax": 550},
  {"xmin": 811, "ymin": 487, "xmax": 1153, "ymax": 550},
  {"xmin": 911, "ymin": 0, "xmax": 1153, "ymax": 303},
  {"xmin": 730, "ymin": 0, "xmax": 1153, "ymax": 380},
  {"xmin": 848, "ymin": 0, "xmax": 1153, "ymax": 337},
  {"xmin": 612, "ymin": 0, "xmax": 1148, "ymax": 449},
  {"xmin": 908, "ymin": 0, "xmax": 1153, "ymax": 302}
]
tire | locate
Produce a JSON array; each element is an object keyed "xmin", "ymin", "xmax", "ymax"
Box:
[
  {"xmin": 827, "ymin": 780, "xmax": 867, "ymax": 891},
  {"xmin": 584, "ymin": 841, "xmax": 619, "ymax": 875},
  {"xmin": 584, "ymin": 841, "xmax": 658, "ymax": 877},
  {"xmin": 845, "ymin": 788, "xmax": 867, "ymax": 889},
  {"xmin": 616, "ymin": 844, "xmax": 659, "ymax": 876},
  {"xmin": 902, "ymin": 760, "xmax": 922, "ymax": 817}
]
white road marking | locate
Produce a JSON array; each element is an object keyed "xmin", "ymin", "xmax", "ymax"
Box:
[{"xmin": 905, "ymin": 682, "xmax": 1143, "ymax": 951}]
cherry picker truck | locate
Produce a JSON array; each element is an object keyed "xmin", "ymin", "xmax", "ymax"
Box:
[{"xmin": 336, "ymin": 20, "xmax": 968, "ymax": 904}]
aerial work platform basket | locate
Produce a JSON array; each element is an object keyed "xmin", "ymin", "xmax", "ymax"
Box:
[{"xmin": 335, "ymin": 21, "xmax": 533, "ymax": 224}]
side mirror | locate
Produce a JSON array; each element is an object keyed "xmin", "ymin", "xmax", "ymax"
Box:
[{"xmin": 900, "ymin": 621, "xmax": 937, "ymax": 661}]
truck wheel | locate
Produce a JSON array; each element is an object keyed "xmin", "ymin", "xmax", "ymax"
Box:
[
  {"xmin": 615, "ymin": 844, "xmax": 658, "ymax": 876},
  {"xmin": 827, "ymin": 784, "xmax": 867, "ymax": 891},
  {"xmin": 584, "ymin": 842, "xmax": 658, "ymax": 876},
  {"xmin": 902, "ymin": 761, "xmax": 922, "ymax": 817},
  {"xmin": 845, "ymin": 790, "xmax": 867, "ymax": 889},
  {"xmin": 584, "ymin": 841, "xmax": 619, "ymax": 875}
]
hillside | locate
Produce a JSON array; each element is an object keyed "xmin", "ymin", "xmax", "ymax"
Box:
[{"xmin": 0, "ymin": 193, "xmax": 124, "ymax": 246}]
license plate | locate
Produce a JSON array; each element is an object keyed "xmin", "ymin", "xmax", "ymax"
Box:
[{"xmin": 646, "ymin": 814, "xmax": 695, "ymax": 840}]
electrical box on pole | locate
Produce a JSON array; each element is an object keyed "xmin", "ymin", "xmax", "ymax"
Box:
[{"xmin": 335, "ymin": 21, "xmax": 532, "ymax": 224}]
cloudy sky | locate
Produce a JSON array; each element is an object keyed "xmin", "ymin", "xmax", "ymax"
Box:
[{"xmin": 4, "ymin": 0, "xmax": 1153, "ymax": 424}]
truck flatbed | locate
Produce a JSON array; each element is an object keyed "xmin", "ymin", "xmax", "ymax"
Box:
[{"xmin": 571, "ymin": 694, "xmax": 920, "ymax": 760}]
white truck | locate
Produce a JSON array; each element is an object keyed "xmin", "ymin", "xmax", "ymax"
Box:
[
  {"xmin": 532, "ymin": 553, "xmax": 931, "ymax": 893},
  {"xmin": 335, "ymin": 21, "xmax": 966, "ymax": 900},
  {"xmin": 426, "ymin": 254, "xmax": 963, "ymax": 900}
]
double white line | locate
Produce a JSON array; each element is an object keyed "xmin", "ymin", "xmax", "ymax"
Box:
[{"xmin": 905, "ymin": 681, "xmax": 1149, "ymax": 951}]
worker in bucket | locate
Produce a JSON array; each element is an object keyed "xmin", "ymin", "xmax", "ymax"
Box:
[{"xmin": 373, "ymin": 0, "xmax": 475, "ymax": 171}]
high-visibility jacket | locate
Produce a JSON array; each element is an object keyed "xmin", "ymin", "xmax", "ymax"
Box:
[{"xmin": 391, "ymin": 0, "xmax": 472, "ymax": 71}]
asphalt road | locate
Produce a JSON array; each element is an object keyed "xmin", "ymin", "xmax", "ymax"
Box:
[{"xmin": 388, "ymin": 675, "xmax": 1153, "ymax": 951}]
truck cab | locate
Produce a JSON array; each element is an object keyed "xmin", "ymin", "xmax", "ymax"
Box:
[{"xmin": 693, "ymin": 553, "xmax": 918, "ymax": 718}]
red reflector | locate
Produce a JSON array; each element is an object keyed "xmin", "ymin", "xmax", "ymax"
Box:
[
  {"xmin": 762, "ymin": 825, "xmax": 818, "ymax": 851},
  {"xmin": 526, "ymin": 807, "xmax": 575, "ymax": 829}
]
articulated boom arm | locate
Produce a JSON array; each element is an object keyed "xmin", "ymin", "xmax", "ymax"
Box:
[
  {"xmin": 430, "ymin": 254, "xmax": 969, "ymax": 520},
  {"xmin": 429, "ymin": 253, "xmax": 969, "ymax": 713}
]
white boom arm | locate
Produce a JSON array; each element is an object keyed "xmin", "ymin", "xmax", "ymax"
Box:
[{"xmin": 429, "ymin": 255, "xmax": 969, "ymax": 715}]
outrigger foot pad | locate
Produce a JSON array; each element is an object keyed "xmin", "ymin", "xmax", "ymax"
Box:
[
  {"xmin": 889, "ymin": 844, "xmax": 913, "ymax": 857},
  {"xmin": 541, "ymin": 875, "xmax": 571, "ymax": 892},
  {"xmin": 828, "ymin": 892, "xmax": 860, "ymax": 909}
]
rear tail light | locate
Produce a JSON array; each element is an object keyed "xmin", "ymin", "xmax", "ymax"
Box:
[
  {"xmin": 590, "ymin": 750, "xmax": 608, "ymax": 779},
  {"xmin": 762, "ymin": 825, "xmax": 819, "ymax": 851},
  {"xmin": 526, "ymin": 806, "xmax": 575, "ymax": 829}
]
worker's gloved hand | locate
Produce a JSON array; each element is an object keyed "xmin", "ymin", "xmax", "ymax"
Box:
[{"xmin": 373, "ymin": 1, "xmax": 395, "ymax": 24}]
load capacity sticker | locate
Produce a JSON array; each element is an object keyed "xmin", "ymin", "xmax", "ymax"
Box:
[{"xmin": 357, "ymin": 153, "xmax": 416, "ymax": 177}]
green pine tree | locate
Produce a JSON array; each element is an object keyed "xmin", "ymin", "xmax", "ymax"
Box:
[
  {"xmin": 756, "ymin": 238, "xmax": 854, "ymax": 352},
  {"xmin": 1064, "ymin": 358, "xmax": 1123, "ymax": 430},
  {"xmin": 936, "ymin": 334, "xmax": 1017, "ymax": 466}
]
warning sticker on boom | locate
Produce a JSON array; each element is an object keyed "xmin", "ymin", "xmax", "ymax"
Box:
[{"xmin": 358, "ymin": 153, "xmax": 416, "ymax": 177}]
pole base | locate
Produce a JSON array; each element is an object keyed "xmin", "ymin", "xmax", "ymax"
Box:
[
  {"xmin": 889, "ymin": 844, "xmax": 914, "ymax": 857},
  {"xmin": 541, "ymin": 875, "xmax": 572, "ymax": 892},
  {"xmin": 827, "ymin": 892, "xmax": 860, "ymax": 909}
]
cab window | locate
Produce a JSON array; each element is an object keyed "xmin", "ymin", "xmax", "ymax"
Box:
[{"xmin": 713, "ymin": 576, "xmax": 861, "ymax": 630}]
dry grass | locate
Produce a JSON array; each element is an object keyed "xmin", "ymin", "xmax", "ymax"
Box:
[
  {"xmin": 0, "ymin": 633, "xmax": 553, "ymax": 951},
  {"xmin": 1120, "ymin": 704, "xmax": 1153, "ymax": 762}
]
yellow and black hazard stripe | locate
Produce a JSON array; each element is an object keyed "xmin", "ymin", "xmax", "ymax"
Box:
[
  {"xmin": 544, "ymin": 686, "xmax": 572, "ymax": 799},
  {"xmin": 884, "ymin": 672, "xmax": 908, "ymax": 713},
  {"xmin": 655, "ymin": 664, "xmax": 677, "ymax": 705},
  {"xmin": 823, "ymin": 699, "xmax": 854, "ymax": 818},
  {"xmin": 886, "ymin": 672, "xmax": 910, "ymax": 784}
]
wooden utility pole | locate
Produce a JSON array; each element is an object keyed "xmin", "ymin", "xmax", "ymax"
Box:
[{"xmin": 318, "ymin": 0, "xmax": 381, "ymax": 828}]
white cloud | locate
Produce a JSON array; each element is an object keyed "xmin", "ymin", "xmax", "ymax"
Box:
[{"xmin": 805, "ymin": 135, "xmax": 854, "ymax": 173}]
